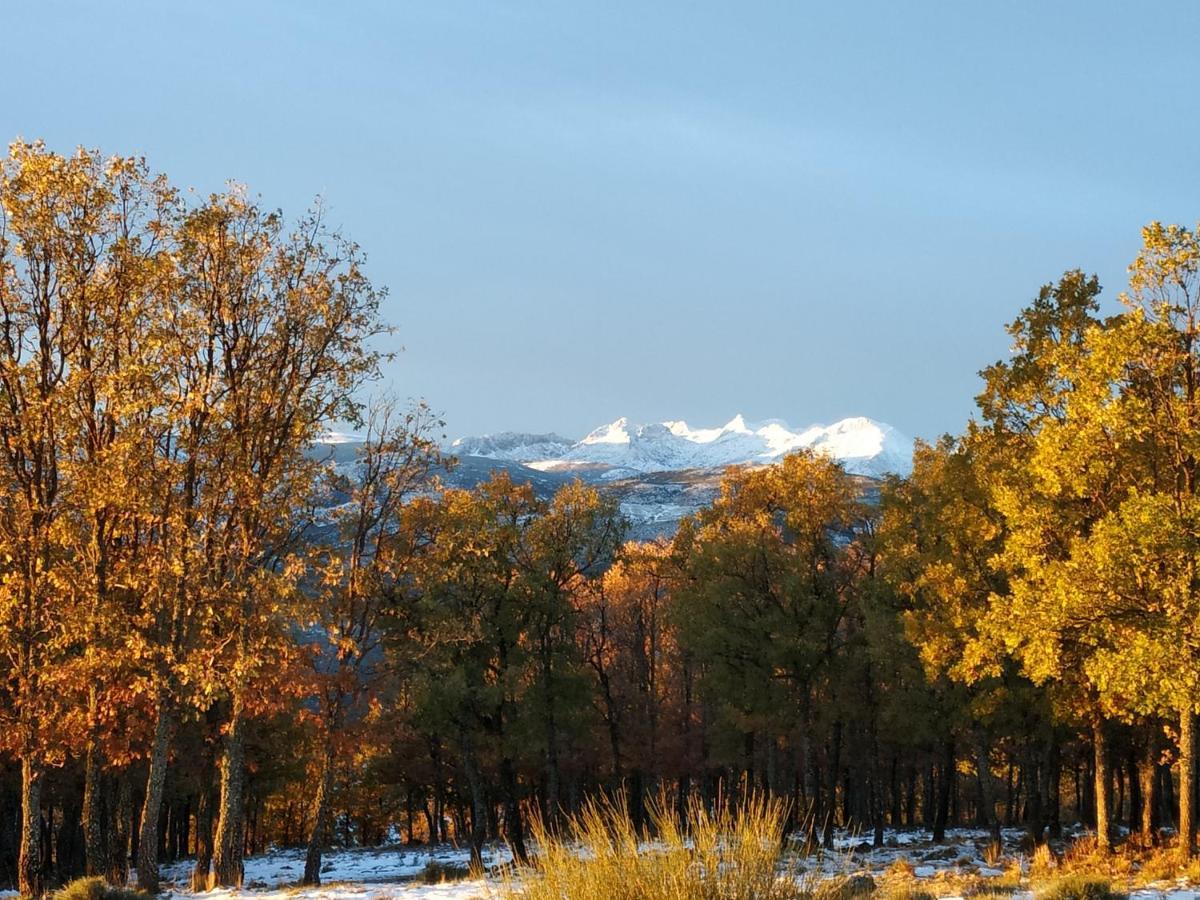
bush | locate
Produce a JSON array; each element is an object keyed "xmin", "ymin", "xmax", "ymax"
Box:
[
  {"xmin": 1134, "ymin": 847, "xmax": 1180, "ymax": 883},
  {"xmin": 500, "ymin": 791, "xmax": 809, "ymax": 900},
  {"xmin": 1033, "ymin": 874, "xmax": 1124, "ymax": 900},
  {"xmin": 54, "ymin": 877, "xmax": 148, "ymax": 900},
  {"xmin": 1030, "ymin": 844, "xmax": 1057, "ymax": 878},
  {"xmin": 883, "ymin": 860, "xmax": 915, "ymax": 880},
  {"xmin": 418, "ymin": 861, "xmax": 473, "ymax": 884}
]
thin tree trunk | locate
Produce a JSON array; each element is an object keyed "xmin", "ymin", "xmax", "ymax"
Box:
[
  {"xmin": 460, "ymin": 733, "xmax": 486, "ymax": 869},
  {"xmin": 1180, "ymin": 708, "xmax": 1195, "ymax": 861},
  {"xmin": 933, "ymin": 738, "xmax": 953, "ymax": 842},
  {"xmin": 81, "ymin": 724, "xmax": 105, "ymax": 876},
  {"xmin": 18, "ymin": 758, "xmax": 43, "ymax": 899},
  {"xmin": 1094, "ymin": 718, "xmax": 1112, "ymax": 853},
  {"xmin": 211, "ymin": 699, "xmax": 246, "ymax": 888},
  {"xmin": 1046, "ymin": 733, "xmax": 1062, "ymax": 839},
  {"xmin": 975, "ymin": 738, "xmax": 1001, "ymax": 847},
  {"xmin": 823, "ymin": 723, "xmax": 842, "ymax": 847},
  {"xmin": 107, "ymin": 770, "xmax": 131, "ymax": 886},
  {"xmin": 190, "ymin": 778, "xmax": 216, "ymax": 891},
  {"xmin": 500, "ymin": 757, "xmax": 527, "ymax": 864},
  {"xmin": 137, "ymin": 701, "xmax": 173, "ymax": 893},
  {"xmin": 1140, "ymin": 729, "xmax": 1158, "ymax": 844},
  {"xmin": 302, "ymin": 741, "xmax": 336, "ymax": 885},
  {"xmin": 1025, "ymin": 745, "xmax": 1045, "ymax": 845}
]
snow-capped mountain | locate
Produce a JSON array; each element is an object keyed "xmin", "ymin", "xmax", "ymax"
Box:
[
  {"xmin": 451, "ymin": 415, "xmax": 913, "ymax": 479},
  {"xmin": 449, "ymin": 432, "xmax": 574, "ymax": 463},
  {"xmin": 317, "ymin": 416, "xmax": 912, "ymax": 540}
]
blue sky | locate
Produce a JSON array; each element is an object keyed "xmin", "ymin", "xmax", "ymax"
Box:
[{"xmin": 6, "ymin": 1, "xmax": 1200, "ymax": 442}]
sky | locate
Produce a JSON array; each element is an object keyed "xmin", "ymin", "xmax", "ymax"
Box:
[{"xmin": 5, "ymin": 1, "xmax": 1200, "ymax": 443}]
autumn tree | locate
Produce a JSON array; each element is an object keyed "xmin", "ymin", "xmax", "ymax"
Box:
[
  {"xmin": 670, "ymin": 451, "xmax": 870, "ymax": 841},
  {"xmin": 519, "ymin": 480, "xmax": 624, "ymax": 819},
  {"xmin": 999, "ymin": 227, "xmax": 1200, "ymax": 858},
  {"xmin": 0, "ymin": 142, "xmax": 180, "ymax": 896},
  {"xmin": 166, "ymin": 190, "xmax": 386, "ymax": 890},
  {"xmin": 300, "ymin": 400, "xmax": 446, "ymax": 885},
  {"xmin": 969, "ymin": 270, "xmax": 1137, "ymax": 851},
  {"xmin": 879, "ymin": 433, "xmax": 1058, "ymax": 845},
  {"xmin": 578, "ymin": 539, "xmax": 676, "ymax": 829}
]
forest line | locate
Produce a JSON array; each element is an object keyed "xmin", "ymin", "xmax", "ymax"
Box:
[{"xmin": 2, "ymin": 141, "xmax": 1200, "ymax": 897}]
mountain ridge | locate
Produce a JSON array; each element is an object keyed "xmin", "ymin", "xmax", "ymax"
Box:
[{"xmin": 450, "ymin": 414, "xmax": 913, "ymax": 479}]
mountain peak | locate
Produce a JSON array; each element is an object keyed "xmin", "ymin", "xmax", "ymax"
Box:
[
  {"xmin": 581, "ymin": 417, "xmax": 632, "ymax": 445},
  {"xmin": 450, "ymin": 414, "xmax": 913, "ymax": 477},
  {"xmin": 722, "ymin": 413, "xmax": 749, "ymax": 434}
]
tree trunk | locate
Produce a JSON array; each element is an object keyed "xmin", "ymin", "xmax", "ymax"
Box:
[
  {"xmin": 1025, "ymin": 746, "xmax": 1046, "ymax": 845},
  {"xmin": 933, "ymin": 738, "xmax": 953, "ymax": 842},
  {"xmin": 18, "ymin": 758, "xmax": 43, "ymax": 899},
  {"xmin": 1094, "ymin": 718, "xmax": 1112, "ymax": 853},
  {"xmin": 460, "ymin": 733, "xmax": 487, "ymax": 869},
  {"xmin": 136, "ymin": 702, "xmax": 173, "ymax": 893},
  {"xmin": 869, "ymin": 727, "xmax": 884, "ymax": 847},
  {"xmin": 1180, "ymin": 708, "xmax": 1195, "ymax": 861},
  {"xmin": 1046, "ymin": 733, "xmax": 1062, "ymax": 839},
  {"xmin": 107, "ymin": 770, "xmax": 131, "ymax": 886},
  {"xmin": 975, "ymin": 738, "xmax": 1001, "ymax": 847},
  {"xmin": 629, "ymin": 769, "xmax": 646, "ymax": 836},
  {"xmin": 302, "ymin": 741, "xmax": 336, "ymax": 885},
  {"xmin": 81, "ymin": 729, "xmax": 105, "ymax": 877},
  {"xmin": 211, "ymin": 700, "xmax": 246, "ymax": 888},
  {"xmin": 823, "ymin": 722, "xmax": 842, "ymax": 847},
  {"xmin": 190, "ymin": 778, "xmax": 216, "ymax": 891},
  {"xmin": 1140, "ymin": 729, "xmax": 1158, "ymax": 844},
  {"xmin": 499, "ymin": 756, "xmax": 527, "ymax": 864}
]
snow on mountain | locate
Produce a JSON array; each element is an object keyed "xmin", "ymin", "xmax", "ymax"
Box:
[
  {"xmin": 450, "ymin": 416, "xmax": 913, "ymax": 478},
  {"xmin": 449, "ymin": 432, "xmax": 574, "ymax": 463},
  {"xmin": 315, "ymin": 416, "xmax": 912, "ymax": 541}
]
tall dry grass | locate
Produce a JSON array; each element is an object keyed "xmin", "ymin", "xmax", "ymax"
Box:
[{"xmin": 499, "ymin": 791, "xmax": 817, "ymax": 900}]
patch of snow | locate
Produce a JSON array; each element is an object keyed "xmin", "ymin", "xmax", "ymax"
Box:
[
  {"xmin": 157, "ymin": 844, "xmax": 507, "ymax": 898},
  {"xmin": 449, "ymin": 432, "xmax": 573, "ymax": 464},
  {"xmin": 172, "ymin": 883, "xmax": 489, "ymax": 900}
]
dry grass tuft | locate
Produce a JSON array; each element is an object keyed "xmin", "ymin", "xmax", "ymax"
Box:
[
  {"xmin": 1030, "ymin": 843, "xmax": 1058, "ymax": 878},
  {"xmin": 500, "ymin": 791, "xmax": 810, "ymax": 900},
  {"xmin": 53, "ymin": 877, "xmax": 147, "ymax": 900},
  {"xmin": 1031, "ymin": 873, "xmax": 1124, "ymax": 900},
  {"xmin": 883, "ymin": 859, "xmax": 915, "ymax": 880},
  {"xmin": 1134, "ymin": 845, "xmax": 1180, "ymax": 883}
]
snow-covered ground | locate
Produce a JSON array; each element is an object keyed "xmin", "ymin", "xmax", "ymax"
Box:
[
  {"xmin": 172, "ymin": 885, "xmax": 489, "ymax": 900},
  {"xmin": 52, "ymin": 826, "xmax": 1200, "ymax": 900},
  {"xmin": 160, "ymin": 844, "xmax": 509, "ymax": 889},
  {"xmin": 157, "ymin": 844, "xmax": 504, "ymax": 899}
]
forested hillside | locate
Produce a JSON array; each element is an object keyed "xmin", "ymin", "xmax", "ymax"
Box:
[{"xmin": 4, "ymin": 141, "xmax": 1200, "ymax": 898}]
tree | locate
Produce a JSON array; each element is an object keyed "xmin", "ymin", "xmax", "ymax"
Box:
[
  {"xmin": 393, "ymin": 474, "xmax": 622, "ymax": 865},
  {"xmin": 972, "ymin": 271, "xmax": 1136, "ymax": 851},
  {"xmin": 879, "ymin": 434, "xmax": 1055, "ymax": 845},
  {"xmin": 301, "ymin": 400, "xmax": 445, "ymax": 885},
  {"xmin": 519, "ymin": 480, "xmax": 624, "ymax": 820},
  {"xmin": 1011, "ymin": 225, "xmax": 1200, "ymax": 858},
  {"xmin": 398, "ymin": 474, "xmax": 542, "ymax": 865},
  {"xmin": 578, "ymin": 539, "xmax": 676, "ymax": 829},
  {"xmin": 670, "ymin": 451, "xmax": 869, "ymax": 840},
  {"xmin": 172, "ymin": 190, "xmax": 386, "ymax": 889},
  {"xmin": 0, "ymin": 142, "xmax": 176, "ymax": 896}
]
